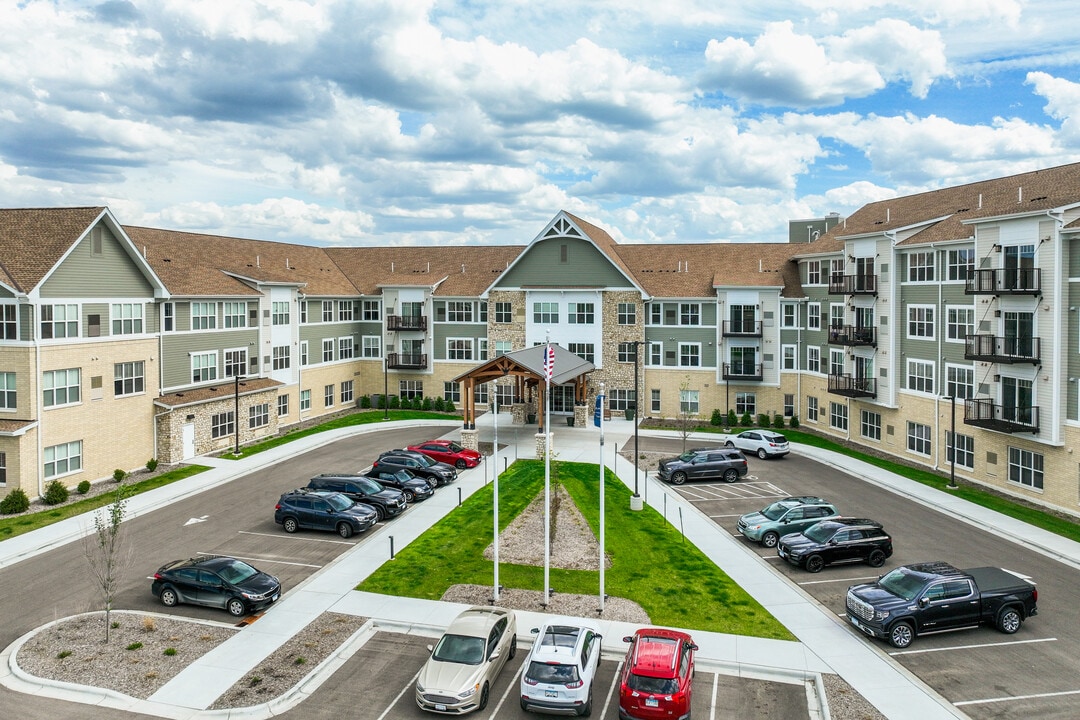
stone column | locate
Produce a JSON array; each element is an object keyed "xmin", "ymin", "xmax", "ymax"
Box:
[
  {"xmin": 535, "ymin": 431, "xmax": 552, "ymax": 458},
  {"xmin": 511, "ymin": 403, "xmax": 526, "ymax": 424},
  {"xmin": 573, "ymin": 403, "xmax": 588, "ymax": 427},
  {"xmin": 460, "ymin": 428, "xmax": 479, "ymax": 452}
]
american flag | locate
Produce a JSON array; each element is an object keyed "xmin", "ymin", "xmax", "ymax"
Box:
[{"xmin": 543, "ymin": 344, "xmax": 554, "ymax": 381}]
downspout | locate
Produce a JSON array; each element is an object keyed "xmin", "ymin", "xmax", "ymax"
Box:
[
  {"xmin": 934, "ymin": 245, "xmax": 943, "ymax": 471},
  {"xmin": 32, "ymin": 304, "xmax": 43, "ymax": 498},
  {"xmin": 1048, "ymin": 210, "xmax": 1064, "ymax": 442}
]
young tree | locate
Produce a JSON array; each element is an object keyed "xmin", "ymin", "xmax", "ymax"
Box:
[
  {"xmin": 676, "ymin": 376, "xmax": 697, "ymax": 452},
  {"xmin": 83, "ymin": 482, "xmax": 133, "ymax": 643}
]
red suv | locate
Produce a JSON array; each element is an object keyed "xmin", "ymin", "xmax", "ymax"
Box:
[
  {"xmin": 618, "ymin": 628, "xmax": 697, "ymax": 720},
  {"xmin": 406, "ymin": 439, "xmax": 482, "ymax": 469}
]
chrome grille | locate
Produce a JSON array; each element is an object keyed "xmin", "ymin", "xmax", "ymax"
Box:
[
  {"xmin": 846, "ymin": 591, "xmax": 874, "ymax": 622},
  {"xmin": 421, "ymin": 694, "xmax": 457, "ymax": 705}
]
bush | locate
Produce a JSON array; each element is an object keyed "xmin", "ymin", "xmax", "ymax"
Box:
[
  {"xmin": 412, "ymin": 396, "xmax": 423, "ymax": 410},
  {"xmin": 773, "ymin": 414, "xmax": 785, "ymax": 428},
  {"xmin": 421, "ymin": 397, "xmax": 432, "ymax": 411},
  {"xmin": 757, "ymin": 413, "xmax": 770, "ymax": 427},
  {"xmin": 113, "ymin": 468, "xmax": 128, "ymax": 483},
  {"xmin": 444, "ymin": 399, "xmax": 456, "ymax": 413},
  {"xmin": 377, "ymin": 394, "xmax": 387, "ymax": 409},
  {"xmin": 126, "ymin": 642, "xmax": 143, "ymax": 651},
  {"xmin": 77, "ymin": 480, "xmax": 92, "ymax": 494},
  {"xmin": 43, "ymin": 480, "xmax": 69, "ymax": 505},
  {"xmin": 388, "ymin": 395, "xmax": 400, "ymax": 410},
  {"xmin": 710, "ymin": 409, "xmax": 723, "ymax": 426},
  {"xmin": 163, "ymin": 648, "xmax": 177, "ymax": 656},
  {"xmin": 790, "ymin": 415, "xmax": 800, "ymax": 428},
  {"xmin": 146, "ymin": 458, "xmax": 158, "ymax": 472},
  {"xmin": 740, "ymin": 412, "xmax": 752, "ymax": 427},
  {"xmin": 433, "ymin": 397, "xmax": 446, "ymax": 411},
  {"xmin": 0, "ymin": 488, "xmax": 30, "ymax": 514},
  {"xmin": 727, "ymin": 409, "xmax": 738, "ymax": 427},
  {"xmin": 359, "ymin": 395, "xmax": 371, "ymax": 409}
]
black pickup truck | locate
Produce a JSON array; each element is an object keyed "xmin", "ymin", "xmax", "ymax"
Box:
[{"xmin": 845, "ymin": 561, "xmax": 1038, "ymax": 648}]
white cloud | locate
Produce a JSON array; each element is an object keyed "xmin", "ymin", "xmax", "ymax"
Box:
[{"xmin": 1027, "ymin": 71, "xmax": 1080, "ymax": 141}]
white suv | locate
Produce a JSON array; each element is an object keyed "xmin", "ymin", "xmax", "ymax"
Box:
[
  {"xmin": 520, "ymin": 621, "xmax": 602, "ymax": 716},
  {"xmin": 724, "ymin": 429, "xmax": 791, "ymax": 459}
]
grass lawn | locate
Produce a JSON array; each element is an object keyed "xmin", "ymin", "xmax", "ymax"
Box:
[{"xmin": 359, "ymin": 459, "xmax": 794, "ymax": 640}]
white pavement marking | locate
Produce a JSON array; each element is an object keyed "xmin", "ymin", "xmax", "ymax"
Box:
[
  {"xmin": 184, "ymin": 516, "xmax": 209, "ymax": 525},
  {"xmin": 708, "ymin": 513, "xmax": 744, "ymax": 519},
  {"xmin": 799, "ymin": 575, "xmax": 880, "ymax": 585},
  {"xmin": 954, "ymin": 687, "xmax": 1080, "ymax": 706},
  {"xmin": 194, "ymin": 552, "xmax": 322, "ymax": 569},
  {"xmin": 710, "ymin": 670, "xmax": 719, "ymax": 720},
  {"xmin": 377, "ymin": 669, "xmax": 421, "ymax": 720},
  {"xmin": 237, "ymin": 530, "xmax": 354, "ymax": 545},
  {"xmin": 486, "ymin": 656, "xmax": 529, "ymax": 720},
  {"xmin": 600, "ymin": 660, "xmax": 623, "ymax": 719},
  {"xmin": 890, "ymin": 636, "xmax": 1057, "ymax": 656}
]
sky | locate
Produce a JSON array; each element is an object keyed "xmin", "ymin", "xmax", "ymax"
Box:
[{"xmin": 4, "ymin": 0, "xmax": 1080, "ymax": 248}]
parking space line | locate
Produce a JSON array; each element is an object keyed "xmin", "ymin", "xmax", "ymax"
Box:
[
  {"xmin": 376, "ymin": 669, "xmax": 421, "ymax": 720},
  {"xmin": 798, "ymin": 575, "xmax": 880, "ymax": 586},
  {"xmin": 710, "ymin": 670, "xmax": 719, "ymax": 720},
  {"xmin": 600, "ymin": 660, "xmax": 624, "ymax": 719},
  {"xmin": 707, "ymin": 513, "xmax": 743, "ymax": 519},
  {"xmin": 237, "ymin": 530, "xmax": 354, "ymax": 545},
  {"xmin": 889, "ymin": 636, "xmax": 1057, "ymax": 656},
  {"xmin": 194, "ymin": 552, "xmax": 322, "ymax": 569},
  {"xmin": 485, "ymin": 656, "xmax": 529, "ymax": 720},
  {"xmin": 954, "ymin": 686, "xmax": 1080, "ymax": 707}
]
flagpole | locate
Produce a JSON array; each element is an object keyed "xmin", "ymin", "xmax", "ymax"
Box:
[
  {"xmin": 598, "ymin": 382, "xmax": 605, "ymax": 614},
  {"xmin": 543, "ymin": 332, "xmax": 551, "ymax": 607},
  {"xmin": 493, "ymin": 381, "xmax": 499, "ymax": 603}
]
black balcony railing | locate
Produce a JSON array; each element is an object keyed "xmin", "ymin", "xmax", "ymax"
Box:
[
  {"xmin": 386, "ymin": 314, "xmax": 428, "ymax": 331},
  {"xmin": 828, "ymin": 274, "xmax": 877, "ymax": 295},
  {"xmin": 722, "ymin": 320, "xmax": 763, "ymax": 337},
  {"xmin": 827, "ymin": 373, "xmax": 876, "ymax": 398},
  {"xmin": 722, "ymin": 363, "xmax": 763, "ymax": 381},
  {"xmin": 964, "ymin": 335, "xmax": 1040, "ymax": 364},
  {"xmin": 964, "ymin": 398, "xmax": 1039, "ymax": 434},
  {"xmin": 386, "ymin": 353, "xmax": 428, "ymax": 370},
  {"xmin": 965, "ymin": 268, "xmax": 1041, "ymax": 295},
  {"xmin": 828, "ymin": 325, "xmax": 876, "ymax": 347}
]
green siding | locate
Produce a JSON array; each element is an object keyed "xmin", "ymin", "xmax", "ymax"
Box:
[
  {"xmin": 160, "ymin": 330, "xmax": 259, "ymax": 388},
  {"xmin": 40, "ymin": 223, "xmax": 155, "ymax": 298},
  {"xmin": 496, "ymin": 237, "xmax": 630, "ymax": 288},
  {"xmin": 433, "ymin": 323, "xmax": 486, "ymax": 360},
  {"xmin": 644, "ymin": 328, "xmax": 716, "ymax": 367},
  {"xmin": 1069, "ymin": 283, "xmax": 1080, "ymax": 421},
  {"xmin": 1070, "ymin": 238, "xmax": 1080, "ymax": 278}
]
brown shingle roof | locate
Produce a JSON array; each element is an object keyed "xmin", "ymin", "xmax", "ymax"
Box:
[
  {"xmin": 154, "ymin": 377, "xmax": 283, "ymax": 409},
  {"xmin": 615, "ymin": 242, "xmax": 800, "ymax": 297},
  {"xmin": 0, "ymin": 207, "xmax": 106, "ymax": 293},
  {"xmin": 325, "ymin": 245, "xmax": 523, "ymax": 297}
]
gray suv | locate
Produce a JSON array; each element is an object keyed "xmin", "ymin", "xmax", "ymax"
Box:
[
  {"xmin": 737, "ymin": 496, "xmax": 840, "ymax": 548},
  {"xmin": 657, "ymin": 448, "xmax": 748, "ymax": 484}
]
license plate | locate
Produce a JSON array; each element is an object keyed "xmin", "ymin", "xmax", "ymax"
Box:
[
  {"xmin": 271, "ymin": 593, "xmax": 279, "ymax": 602},
  {"xmin": 849, "ymin": 616, "xmax": 873, "ymax": 635},
  {"xmin": 545, "ymin": 690, "xmax": 558, "ymax": 698},
  {"xmin": 778, "ymin": 548, "xmax": 787, "ymax": 558},
  {"xmin": 645, "ymin": 697, "xmax": 659, "ymax": 707},
  {"xmin": 435, "ymin": 704, "xmax": 447, "ymax": 711}
]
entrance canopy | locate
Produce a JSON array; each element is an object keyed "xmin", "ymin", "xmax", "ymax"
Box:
[{"xmin": 452, "ymin": 344, "xmax": 595, "ymax": 430}]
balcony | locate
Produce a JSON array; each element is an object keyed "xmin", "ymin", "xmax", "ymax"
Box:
[
  {"xmin": 386, "ymin": 353, "xmax": 428, "ymax": 370},
  {"xmin": 722, "ymin": 320, "xmax": 763, "ymax": 337},
  {"xmin": 828, "ymin": 325, "xmax": 876, "ymax": 347},
  {"xmin": 387, "ymin": 314, "xmax": 428, "ymax": 331},
  {"xmin": 828, "ymin": 274, "xmax": 877, "ymax": 296},
  {"xmin": 964, "ymin": 398, "xmax": 1039, "ymax": 434},
  {"xmin": 964, "ymin": 335, "xmax": 1040, "ymax": 364},
  {"xmin": 965, "ymin": 268, "xmax": 1041, "ymax": 295},
  {"xmin": 722, "ymin": 363, "xmax": 763, "ymax": 381},
  {"xmin": 828, "ymin": 374, "xmax": 876, "ymax": 398}
]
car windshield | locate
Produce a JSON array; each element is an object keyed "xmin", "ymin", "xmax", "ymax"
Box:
[
  {"xmin": 355, "ymin": 477, "xmax": 382, "ymax": 494},
  {"xmin": 879, "ymin": 568, "xmax": 930, "ymax": 601},
  {"xmin": 325, "ymin": 493, "xmax": 354, "ymax": 511},
  {"xmin": 217, "ymin": 559, "xmax": 259, "ymax": 584},
  {"xmin": 393, "ymin": 470, "xmax": 413, "ymax": 483},
  {"xmin": 432, "ymin": 634, "xmax": 486, "ymax": 665},
  {"xmin": 803, "ymin": 523, "xmax": 837, "ymax": 543},
  {"xmin": 446, "ymin": 441, "xmax": 464, "ymax": 452},
  {"xmin": 416, "ymin": 454, "xmax": 437, "ymax": 467},
  {"xmin": 759, "ymin": 502, "xmax": 792, "ymax": 521},
  {"xmin": 627, "ymin": 673, "xmax": 678, "ymax": 695},
  {"xmin": 526, "ymin": 662, "xmax": 580, "ymax": 685},
  {"xmin": 769, "ymin": 434, "xmax": 787, "ymax": 443},
  {"xmin": 676, "ymin": 451, "xmax": 698, "ymax": 462}
]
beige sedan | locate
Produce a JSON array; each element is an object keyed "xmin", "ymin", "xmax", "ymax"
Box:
[{"xmin": 415, "ymin": 606, "xmax": 518, "ymax": 714}]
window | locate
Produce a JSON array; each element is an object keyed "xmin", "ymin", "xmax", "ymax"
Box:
[
  {"xmin": 249, "ymin": 403, "xmax": 269, "ymax": 429},
  {"xmin": 618, "ymin": 342, "xmax": 637, "ymax": 363},
  {"xmin": 568, "ymin": 303, "xmax": 594, "ymax": 324},
  {"xmin": 946, "ymin": 432, "xmax": 974, "ymax": 470},
  {"xmin": 495, "ymin": 302, "xmax": 512, "ymax": 323},
  {"xmin": 322, "ymin": 339, "xmax": 334, "ymax": 363},
  {"xmin": 191, "ymin": 302, "xmax": 216, "ymax": 330},
  {"xmin": 272, "ymin": 346, "xmax": 291, "ymax": 370},
  {"xmin": 300, "ymin": 301, "xmax": 308, "ymax": 324},
  {"xmin": 533, "ymin": 302, "xmax": 558, "ymax": 324},
  {"xmin": 735, "ymin": 392, "xmax": 756, "ymax": 416},
  {"xmin": 0, "ymin": 451, "xmax": 5, "ymax": 484},
  {"xmin": 163, "ymin": 302, "xmax": 174, "ymax": 332},
  {"xmin": 806, "ymin": 346, "xmax": 820, "ymax": 373},
  {"xmin": 340, "ymin": 380, "xmax": 354, "ymax": 404},
  {"xmin": 43, "ymin": 368, "xmax": 80, "ymax": 407},
  {"xmin": 648, "ymin": 342, "xmax": 662, "ymax": 366},
  {"xmin": 907, "ymin": 251, "xmax": 935, "ymax": 282},
  {"xmin": 270, "ymin": 301, "xmax": 289, "ymax": 325},
  {"xmin": 300, "ymin": 389, "xmax": 311, "ymax": 411},
  {"xmin": 908, "ymin": 305, "xmax": 935, "ymax": 339},
  {"xmin": 679, "ymin": 303, "xmax": 700, "ymax": 326},
  {"xmin": 680, "ymin": 389, "xmax": 699, "ymax": 414},
  {"xmin": 223, "ymin": 302, "xmax": 246, "ymax": 328},
  {"xmin": 324, "ymin": 384, "xmax": 334, "ymax": 407},
  {"xmin": 907, "ymin": 421, "xmax": 932, "ymax": 456},
  {"xmin": 807, "ymin": 260, "xmax": 822, "ymax": 285},
  {"xmin": 211, "ymin": 412, "xmax": 234, "ymax": 439},
  {"xmin": 224, "ymin": 349, "xmax": 247, "ymax": 378},
  {"xmin": 829, "ymin": 402, "xmax": 848, "ymax": 431},
  {"xmin": 608, "ymin": 389, "xmax": 636, "ymax": 411},
  {"xmin": 829, "ymin": 349, "xmax": 845, "ymax": 376},
  {"xmin": 444, "ymin": 382, "xmax": 461, "ymax": 403},
  {"xmin": 946, "ymin": 307, "xmax": 974, "ymax": 342},
  {"xmin": 362, "ymin": 336, "xmax": 381, "ymax": 358},
  {"xmin": 362, "ymin": 300, "xmax": 380, "ymax": 321},
  {"xmin": 322, "ymin": 301, "xmax": 333, "ymax": 322},
  {"xmin": 114, "ymin": 361, "xmax": 144, "ymax": 396},
  {"xmin": 0, "ymin": 305, "xmax": 15, "ymax": 340},
  {"xmin": 447, "ymin": 301, "xmax": 472, "ymax": 322},
  {"xmin": 494, "ymin": 340, "xmax": 511, "ymax": 357},
  {"xmin": 479, "ymin": 302, "xmax": 488, "ymax": 322},
  {"xmin": 110, "ymin": 303, "xmax": 144, "ymax": 335},
  {"xmin": 807, "ymin": 302, "xmax": 821, "ymax": 330},
  {"xmin": 337, "ymin": 337, "xmax": 354, "ymax": 360},
  {"xmin": 300, "ymin": 341, "xmax": 309, "ymax": 366},
  {"xmin": 277, "ymin": 394, "xmax": 289, "ymax": 417},
  {"xmin": 41, "ymin": 304, "xmax": 78, "ymax": 338},
  {"xmin": 946, "ymin": 365, "xmax": 974, "ymax": 399},
  {"xmin": 829, "ymin": 303, "xmax": 845, "ymax": 331},
  {"xmin": 651, "ymin": 389, "xmax": 661, "ymax": 413},
  {"xmin": 568, "ymin": 343, "xmax": 595, "ymax": 363},
  {"xmin": 400, "ymin": 380, "xmax": 423, "ymax": 399},
  {"xmin": 861, "ymin": 410, "xmax": 881, "ymax": 441},
  {"xmin": 446, "ymin": 339, "xmax": 472, "ymax": 361},
  {"xmin": 679, "ymin": 343, "xmax": 701, "ymax": 367},
  {"xmin": 478, "ymin": 338, "xmax": 488, "ymax": 360},
  {"xmin": 781, "ymin": 304, "xmax": 797, "ymax": 328},
  {"xmin": 648, "ymin": 303, "xmax": 662, "ymax": 325},
  {"xmin": 783, "ymin": 393, "xmax": 794, "ymax": 417},
  {"xmin": 1008, "ymin": 447, "xmax": 1044, "ymax": 489},
  {"xmin": 807, "ymin": 396, "xmax": 819, "ymax": 422},
  {"xmin": 0, "ymin": 372, "xmax": 15, "ymax": 409},
  {"xmin": 618, "ymin": 303, "xmax": 636, "ymax": 325},
  {"xmin": 782, "ymin": 345, "xmax": 797, "ymax": 370},
  {"xmin": 335, "ymin": 301, "xmax": 353, "ymax": 322},
  {"xmin": 907, "ymin": 359, "xmax": 935, "ymax": 394},
  {"xmin": 192, "ymin": 352, "xmax": 217, "ymax": 383},
  {"xmin": 948, "ymin": 248, "xmax": 975, "ymax": 281},
  {"xmin": 44, "ymin": 440, "xmax": 82, "ymax": 478}
]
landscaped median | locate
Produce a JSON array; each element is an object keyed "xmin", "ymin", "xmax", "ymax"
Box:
[{"xmin": 359, "ymin": 458, "xmax": 794, "ymax": 639}]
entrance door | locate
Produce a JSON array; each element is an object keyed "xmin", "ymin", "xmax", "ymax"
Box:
[
  {"xmin": 181, "ymin": 423, "xmax": 195, "ymax": 460},
  {"xmin": 549, "ymin": 385, "xmax": 576, "ymax": 413}
]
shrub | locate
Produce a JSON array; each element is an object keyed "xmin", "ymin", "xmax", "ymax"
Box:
[
  {"xmin": 740, "ymin": 412, "xmax": 752, "ymax": 427},
  {"xmin": 142, "ymin": 616, "xmax": 156, "ymax": 632},
  {"xmin": 56, "ymin": 650, "xmax": 72, "ymax": 659},
  {"xmin": 773, "ymin": 414, "xmax": 785, "ymax": 428},
  {"xmin": 388, "ymin": 395, "xmax": 400, "ymax": 410},
  {"xmin": 421, "ymin": 397, "xmax": 432, "ymax": 411},
  {"xmin": 77, "ymin": 480, "xmax": 92, "ymax": 495},
  {"xmin": 757, "ymin": 413, "xmax": 770, "ymax": 427},
  {"xmin": 126, "ymin": 642, "xmax": 143, "ymax": 651},
  {"xmin": 790, "ymin": 415, "xmax": 800, "ymax": 428},
  {"xmin": 727, "ymin": 409, "xmax": 738, "ymax": 427},
  {"xmin": 294, "ymin": 656, "xmax": 307, "ymax": 665},
  {"xmin": 43, "ymin": 480, "xmax": 69, "ymax": 505},
  {"xmin": 1, "ymin": 488, "xmax": 30, "ymax": 514},
  {"xmin": 377, "ymin": 394, "xmax": 387, "ymax": 409},
  {"xmin": 433, "ymin": 397, "xmax": 446, "ymax": 411},
  {"xmin": 359, "ymin": 395, "xmax": 371, "ymax": 409},
  {"xmin": 146, "ymin": 458, "xmax": 158, "ymax": 472},
  {"xmin": 710, "ymin": 409, "xmax": 723, "ymax": 426},
  {"xmin": 113, "ymin": 468, "xmax": 128, "ymax": 483},
  {"xmin": 163, "ymin": 648, "xmax": 177, "ymax": 656},
  {"xmin": 444, "ymin": 399, "xmax": 456, "ymax": 413}
]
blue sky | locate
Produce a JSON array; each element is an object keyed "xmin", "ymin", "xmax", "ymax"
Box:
[{"xmin": 3, "ymin": 0, "xmax": 1080, "ymax": 247}]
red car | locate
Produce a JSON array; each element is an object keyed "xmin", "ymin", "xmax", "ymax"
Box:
[
  {"xmin": 618, "ymin": 628, "xmax": 697, "ymax": 720},
  {"xmin": 406, "ymin": 440, "xmax": 482, "ymax": 469}
]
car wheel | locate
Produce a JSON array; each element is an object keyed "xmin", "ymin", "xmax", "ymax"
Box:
[
  {"xmin": 757, "ymin": 448, "xmax": 768, "ymax": 459},
  {"xmin": 725, "ymin": 440, "xmax": 735, "ymax": 448},
  {"xmin": 478, "ymin": 682, "xmax": 490, "ymax": 711},
  {"xmin": 521, "ymin": 698, "xmax": 530, "ymax": 712},
  {"xmin": 159, "ymin": 585, "xmax": 179, "ymax": 608},
  {"xmin": 867, "ymin": 549, "xmax": 887, "ymax": 568},
  {"xmin": 373, "ymin": 506, "xmax": 384, "ymax": 523},
  {"xmin": 997, "ymin": 607, "xmax": 1022, "ymax": 634},
  {"xmin": 337, "ymin": 522, "xmax": 354, "ymax": 539},
  {"xmin": 805, "ymin": 554, "xmax": 825, "ymax": 573},
  {"xmin": 508, "ymin": 634, "xmax": 517, "ymax": 659},
  {"xmin": 579, "ymin": 688, "xmax": 593, "ymax": 717},
  {"xmin": 456, "ymin": 459, "xmax": 467, "ymax": 469},
  {"xmin": 722, "ymin": 469, "xmax": 739, "ymax": 483},
  {"xmin": 761, "ymin": 531, "xmax": 779, "ymax": 548},
  {"xmin": 227, "ymin": 598, "xmax": 247, "ymax": 617},
  {"xmin": 404, "ymin": 490, "xmax": 415, "ymax": 503},
  {"xmin": 672, "ymin": 471, "xmax": 687, "ymax": 485},
  {"xmin": 282, "ymin": 517, "xmax": 299, "ymax": 533},
  {"xmin": 888, "ymin": 621, "xmax": 915, "ymax": 649}
]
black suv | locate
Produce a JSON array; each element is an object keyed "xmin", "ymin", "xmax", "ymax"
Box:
[
  {"xmin": 306, "ymin": 474, "xmax": 407, "ymax": 521},
  {"xmin": 778, "ymin": 518, "xmax": 893, "ymax": 573},
  {"xmin": 372, "ymin": 449, "xmax": 457, "ymax": 486},
  {"xmin": 362, "ymin": 468, "xmax": 434, "ymax": 502},
  {"xmin": 657, "ymin": 448, "xmax": 748, "ymax": 484},
  {"xmin": 274, "ymin": 488, "xmax": 378, "ymax": 538}
]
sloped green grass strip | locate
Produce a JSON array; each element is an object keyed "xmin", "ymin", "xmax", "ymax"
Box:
[{"xmin": 359, "ymin": 459, "xmax": 793, "ymax": 639}]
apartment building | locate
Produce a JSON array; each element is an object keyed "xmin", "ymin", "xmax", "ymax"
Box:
[{"xmin": 1, "ymin": 162, "xmax": 1078, "ymax": 518}]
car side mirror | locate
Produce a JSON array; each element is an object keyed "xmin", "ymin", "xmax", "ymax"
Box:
[
  {"xmin": 688, "ymin": 643, "xmax": 699, "ymax": 651},
  {"xmin": 530, "ymin": 628, "xmax": 540, "ymax": 635},
  {"xmin": 918, "ymin": 597, "xmax": 929, "ymax": 608},
  {"xmin": 426, "ymin": 644, "xmax": 434, "ymax": 653},
  {"xmin": 622, "ymin": 635, "xmax": 633, "ymax": 643},
  {"xmin": 489, "ymin": 649, "xmax": 500, "ymax": 662}
]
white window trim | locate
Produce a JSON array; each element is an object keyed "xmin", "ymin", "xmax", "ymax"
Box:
[
  {"xmin": 362, "ymin": 335, "xmax": 382, "ymax": 358},
  {"xmin": 907, "ymin": 421, "xmax": 932, "ymax": 457},
  {"xmin": 945, "ymin": 363, "xmax": 974, "ymax": 399},
  {"xmin": 678, "ymin": 342, "xmax": 702, "ymax": 367},
  {"xmin": 337, "ymin": 336, "xmax": 355, "ymax": 360},
  {"xmin": 945, "ymin": 305, "xmax": 974, "ymax": 344},
  {"xmin": 905, "ymin": 251, "xmax": 936, "ymax": 283},
  {"xmin": 781, "ymin": 344, "xmax": 798, "ymax": 371},
  {"xmin": 808, "ymin": 302, "xmax": 821, "ymax": 330},
  {"xmin": 447, "ymin": 337, "xmax": 474, "ymax": 361},
  {"xmin": 190, "ymin": 351, "xmax": 218, "ymax": 383},
  {"xmin": 906, "ymin": 358, "xmax": 936, "ymax": 395},
  {"xmin": 223, "ymin": 347, "xmax": 248, "ymax": 378},
  {"xmin": 806, "ymin": 346, "xmax": 821, "ymax": 374},
  {"xmin": 780, "ymin": 304, "xmax": 798, "ymax": 328},
  {"xmin": 907, "ymin": 304, "xmax": 936, "ymax": 340}
]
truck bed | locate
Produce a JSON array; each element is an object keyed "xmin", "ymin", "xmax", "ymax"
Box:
[{"xmin": 965, "ymin": 567, "xmax": 1034, "ymax": 593}]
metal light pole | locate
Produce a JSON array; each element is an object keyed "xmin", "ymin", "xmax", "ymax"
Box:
[
  {"xmin": 383, "ymin": 355, "xmax": 389, "ymax": 420},
  {"xmin": 598, "ymin": 382, "xmax": 606, "ymax": 614},
  {"xmin": 947, "ymin": 395, "xmax": 958, "ymax": 489},
  {"xmin": 493, "ymin": 380, "xmax": 500, "ymax": 602},
  {"xmin": 633, "ymin": 340, "xmax": 640, "ymax": 498},
  {"xmin": 233, "ymin": 375, "xmax": 245, "ymax": 454}
]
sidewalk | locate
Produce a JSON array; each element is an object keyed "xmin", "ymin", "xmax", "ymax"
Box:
[{"xmin": 7, "ymin": 414, "xmax": 1063, "ymax": 719}]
